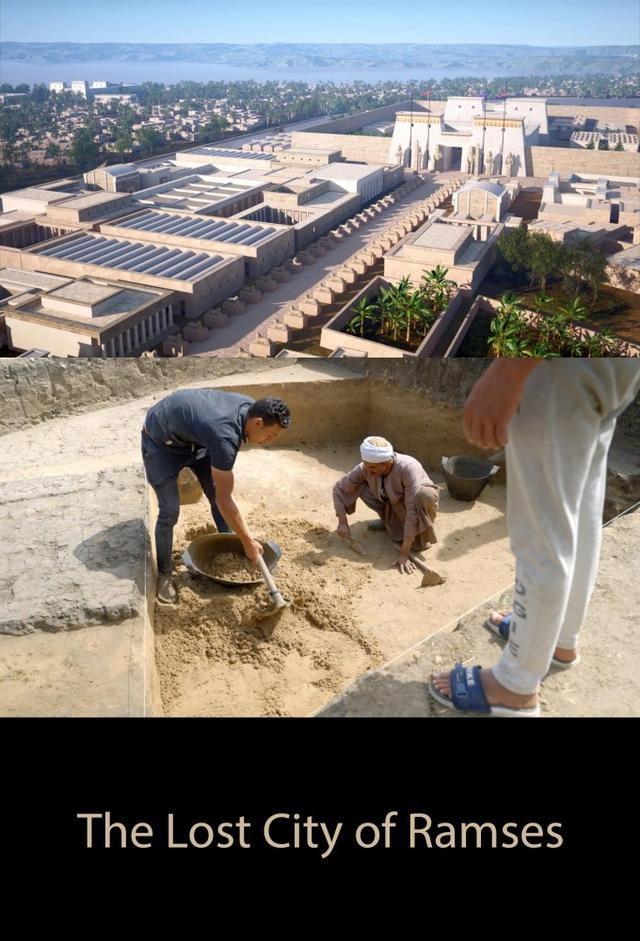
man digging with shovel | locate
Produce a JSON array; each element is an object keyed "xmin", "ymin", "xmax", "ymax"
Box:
[
  {"xmin": 141, "ymin": 389, "xmax": 291, "ymax": 604},
  {"xmin": 333, "ymin": 436, "xmax": 444, "ymax": 584}
]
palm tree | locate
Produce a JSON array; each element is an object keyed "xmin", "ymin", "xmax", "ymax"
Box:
[
  {"xmin": 533, "ymin": 290, "xmax": 553, "ymax": 313},
  {"xmin": 498, "ymin": 291, "xmax": 524, "ymax": 316},
  {"xmin": 583, "ymin": 328, "xmax": 626, "ymax": 358},
  {"xmin": 488, "ymin": 293, "xmax": 527, "ymax": 357},
  {"xmin": 488, "ymin": 312, "xmax": 527, "ymax": 357},
  {"xmin": 559, "ymin": 297, "xmax": 587, "ymax": 323},
  {"xmin": 346, "ymin": 297, "xmax": 377, "ymax": 338},
  {"xmin": 377, "ymin": 285, "xmax": 394, "ymax": 336},
  {"xmin": 424, "ymin": 265, "xmax": 454, "ymax": 289},
  {"xmin": 385, "ymin": 305, "xmax": 404, "ymax": 343},
  {"xmin": 421, "ymin": 266, "xmax": 456, "ymax": 313},
  {"xmin": 399, "ymin": 290, "xmax": 427, "ymax": 341}
]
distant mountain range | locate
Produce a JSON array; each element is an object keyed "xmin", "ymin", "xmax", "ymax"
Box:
[{"xmin": 1, "ymin": 43, "xmax": 638, "ymax": 76}]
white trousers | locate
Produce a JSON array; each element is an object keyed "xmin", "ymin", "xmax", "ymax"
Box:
[{"xmin": 493, "ymin": 361, "xmax": 640, "ymax": 695}]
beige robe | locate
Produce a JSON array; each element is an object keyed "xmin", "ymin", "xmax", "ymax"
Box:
[{"xmin": 333, "ymin": 452, "xmax": 440, "ymax": 550}]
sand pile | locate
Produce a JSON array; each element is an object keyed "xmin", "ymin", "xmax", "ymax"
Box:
[
  {"xmin": 200, "ymin": 551, "xmax": 258, "ymax": 582},
  {"xmin": 154, "ymin": 508, "xmax": 384, "ymax": 717}
]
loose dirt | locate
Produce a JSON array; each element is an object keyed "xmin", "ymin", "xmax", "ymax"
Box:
[{"xmin": 155, "ymin": 510, "xmax": 383, "ymax": 716}]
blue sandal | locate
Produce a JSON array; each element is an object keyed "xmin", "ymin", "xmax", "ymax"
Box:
[
  {"xmin": 428, "ymin": 663, "xmax": 540, "ymax": 717},
  {"xmin": 485, "ymin": 612, "xmax": 511, "ymax": 640},
  {"xmin": 484, "ymin": 612, "xmax": 580, "ymax": 671}
]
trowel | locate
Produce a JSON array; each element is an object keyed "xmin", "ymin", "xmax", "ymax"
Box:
[
  {"xmin": 332, "ymin": 530, "xmax": 366, "ymax": 556},
  {"xmin": 408, "ymin": 551, "xmax": 447, "ymax": 588},
  {"xmin": 343, "ymin": 536, "xmax": 365, "ymax": 557}
]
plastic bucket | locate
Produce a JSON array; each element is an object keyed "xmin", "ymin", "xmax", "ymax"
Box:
[{"xmin": 441, "ymin": 455, "xmax": 499, "ymax": 502}]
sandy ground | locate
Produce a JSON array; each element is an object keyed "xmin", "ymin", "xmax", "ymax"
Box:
[
  {"xmin": 318, "ymin": 507, "xmax": 640, "ymax": 718},
  {"xmin": 153, "ymin": 445, "xmax": 513, "ymax": 716}
]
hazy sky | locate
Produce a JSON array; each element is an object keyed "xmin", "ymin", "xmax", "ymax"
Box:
[{"xmin": 1, "ymin": 0, "xmax": 638, "ymax": 45}]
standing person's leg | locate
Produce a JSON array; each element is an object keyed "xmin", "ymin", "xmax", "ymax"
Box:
[
  {"xmin": 430, "ymin": 360, "xmax": 640, "ymax": 714},
  {"xmin": 141, "ymin": 432, "xmax": 184, "ymax": 603},
  {"xmin": 495, "ymin": 362, "xmax": 640, "ymax": 695},
  {"xmin": 190, "ymin": 458, "xmax": 232, "ymax": 533},
  {"xmin": 485, "ymin": 414, "xmax": 617, "ymax": 663},
  {"xmin": 493, "ymin": 367, "xmax": 617, "ymax": 693},
  {"xmin": 551, "ymin": 412, "xmax": 617, "ymax": 660},
  {"xmin": 151, "ymin": 477, "xmax": 181, "ymax": 575}
]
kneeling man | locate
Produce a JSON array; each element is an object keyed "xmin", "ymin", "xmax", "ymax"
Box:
[{"xmin": 333, "ymin": 436, "xmax": 440, "ymax": 573}]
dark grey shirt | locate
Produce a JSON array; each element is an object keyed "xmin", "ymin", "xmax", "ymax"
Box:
[{"xmin": 144, "ymin": 389, "xmax": 255, "ymax": 471}]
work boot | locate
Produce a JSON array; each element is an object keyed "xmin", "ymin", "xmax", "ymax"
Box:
[
  {"xmin": 156, "ymin": 574, "xmax": 178, "ymax": 605},
  {"xmin": 367, "ymin": 518, "xmax": 385, "ymax": 532}
]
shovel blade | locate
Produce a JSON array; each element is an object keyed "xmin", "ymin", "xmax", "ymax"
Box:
[{"xmin": 254, "ymin": 595, "xmax": 292, "ymax": 621}]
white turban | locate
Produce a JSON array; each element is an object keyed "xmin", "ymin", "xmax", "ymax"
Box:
[{"xmin": 360, "ymin": 436, "xmax": 394, "ymax": 463}]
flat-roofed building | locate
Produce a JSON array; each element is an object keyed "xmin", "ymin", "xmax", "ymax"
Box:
[
  {"xmin": 93, "ymin": 93, "xmax": 138, "ymax": 105},
  {"xmin": 383, "ymin": 210, "xmax": 504, "ymax": 292},
  {"xmin": 233, "ymin": 176, "xmax": 360, "ymax": 249},
  {"xmin": 174, "ymin": 146, "xmax": 279, "ymax": 171},
  {"xmin": 528, "ymin": 217, "xmax": 628, "ymax": 247},
  {"xmin": 132, "ymin": 173, "xmax": 265, "ymax": 217},
  {"xmin": 311, "ymin": 162, "xmax": 384, "ymax": 202},
  {"xmin": 45, "ymin": 191, "xmax": 135, "ymax": 225},
  {"xmin": 539, "ymin": 171, "xmax": 640, "ymax": 227},
  {"xmin": 0, "ymin": 267, "xmax": 72, "ymax": 297},
  {"xmin": 85, "ymin": 161, "xmax": 200, "ymax": 194},
  {"xmin": 85, "ymin": 164, "xmax": 141, "ymax": 193},
  {"xmin": 276, "ymin": 148, "xmax": 342, "ymax": 166},
  {"xmin": 2, "ymin": 230, "xmax": 245, "ymax": 318},
  {"xmin": 1, "ymin": 274, "xmax": 176, "ymax": 357},
  {"xmin": 452, "ymin": 179, "xmax": 518, "ymax": 222},
  {"xmin": 99, "ymin": 208, "xmax": 295, "ymax": 277},
  {"xmin": 606, "ymin": 243, "xmax": 640, "ymax": 294},
  {"xmin": 1, "ymin": 183, "xmax": 78, "ymax": 215},
  {"xmin": 0, "ymin": 211, "xmax": 54, "ymax": 249}
]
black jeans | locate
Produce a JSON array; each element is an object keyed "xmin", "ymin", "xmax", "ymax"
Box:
[{"xmin": 141, "ymin": 432, "xmax": 231, "ymax": 575}]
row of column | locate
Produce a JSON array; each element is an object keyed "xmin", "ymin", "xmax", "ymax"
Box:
[
  {"xmin": 0, "ymin": 224, "xmax": 53, "ymax": 249},
  {"xmin": 101, "ymin": 304, "xmax": 173, "ymax": 357}
]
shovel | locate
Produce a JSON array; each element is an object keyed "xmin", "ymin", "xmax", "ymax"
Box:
[
  {"xmin": 408, "ymin": 551, "xmax": 447, "ymax": 587},
  {"xmin": 254, "ymin": 553, "xmax": 292, "ymax": 619}
]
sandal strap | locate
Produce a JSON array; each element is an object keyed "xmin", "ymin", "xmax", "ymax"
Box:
[
  {"xmin": 451, "ymin": 663, "xmax": 491, "ymax": 713},
  {"xmin": 498, "ymin": 615, "xmax": 511, "ymax": 640}
]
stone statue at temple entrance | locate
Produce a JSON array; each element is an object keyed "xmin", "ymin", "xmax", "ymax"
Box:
[{"xmin": 504, "ymin": 152, "xmax": 514, "ymax": 177}]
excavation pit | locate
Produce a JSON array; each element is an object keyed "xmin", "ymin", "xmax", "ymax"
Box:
[
  {"xmin": 2, "ymin": 358, "xmax": 638, "ymax": 718},
  {"xmin": 150, "ymin": 392, "xmax": 513, "ymax": 716}
]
